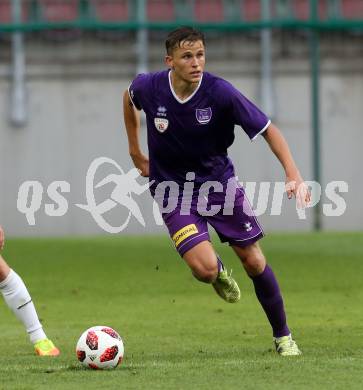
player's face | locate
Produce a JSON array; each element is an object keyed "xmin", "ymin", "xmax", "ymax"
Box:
[{"xmin": 166, "ymin": 40, "xmax": 205, "ymax": 84}]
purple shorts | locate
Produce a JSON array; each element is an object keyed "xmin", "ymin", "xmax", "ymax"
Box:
[{"xmin": 159, "ymin": 178, "xmax": 264, "ymax": 257}]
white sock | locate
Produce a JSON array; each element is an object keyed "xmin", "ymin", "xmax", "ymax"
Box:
[{"xmin": 0, "ymin": 269, "xmax": 47, "ymax": 344}]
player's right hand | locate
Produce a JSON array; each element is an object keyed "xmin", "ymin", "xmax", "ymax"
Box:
[
  {"xmin": 0, "ymin": 226, "xmax": 5, "ymax": 250},
  {"xmin": 130, "ymin": 152, "xmax": 150, "ymax": 177}
]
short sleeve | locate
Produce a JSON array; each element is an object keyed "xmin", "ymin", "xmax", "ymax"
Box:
[
  {"xmin": 218, "ymin": 79, "xmax": 271, "ymax": 141},
  {"xmin": 128, "ymin": 73, "xmax": 151, "ymax": 111}
]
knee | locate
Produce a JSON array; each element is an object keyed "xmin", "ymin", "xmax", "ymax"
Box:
[
  {"xmin": 183, "ymin": 242, "xmax": 219, "ymax": 283},
  {"xmin": 243, "ymin": 254, "xmax": 265, "ymax": 276},
  {"xmin": 0, "ymin": 256, "xmax": 10, "ymax": 282},
  {"xmin": 236, "ymin": 245, "xmax": 266, "ymax": 277},
  {"xmin": 192, "ymin": 262, "xmax": 218, "ymax": 284}
]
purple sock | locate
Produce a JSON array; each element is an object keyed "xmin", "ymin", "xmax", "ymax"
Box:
[{"xmin": 250, "ymin": 265, "xmax": 290, "ymax": 338}]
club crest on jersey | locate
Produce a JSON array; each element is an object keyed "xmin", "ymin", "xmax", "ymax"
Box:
[
  {"xmin": 154, "ymin": 117, "xmax": 169, "ymax": 133},
  {"xmin": 196, "ymin": 107, "xmax": 212, "ymax": 124}
]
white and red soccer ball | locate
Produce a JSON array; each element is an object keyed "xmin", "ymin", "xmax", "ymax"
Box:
[{"xmin": 76, "ymin": 326, "xmax": 124, "ymax": 369}]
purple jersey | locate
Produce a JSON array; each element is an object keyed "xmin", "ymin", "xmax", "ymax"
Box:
[{"xmin": 128, "ymin": 70, "xmax": 270, "ymax": 186}]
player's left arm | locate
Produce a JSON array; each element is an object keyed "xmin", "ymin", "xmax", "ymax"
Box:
[{"xmin": 262, "ymin": 123, "xmax": 311, "ymax": 207}]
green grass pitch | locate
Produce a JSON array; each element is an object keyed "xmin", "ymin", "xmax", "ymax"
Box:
[{"xmin": 0, "ymin": 232, "xmax": 362, "ymax": 389}]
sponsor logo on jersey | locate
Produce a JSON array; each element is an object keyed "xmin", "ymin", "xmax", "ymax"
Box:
[
  {"xmin": 154, "ymin": 117, "xmax": 169, "ymax": 132},
  {"xmin": 172, "ymin": 224, "xmax": 199, "ymax": 247},
  {"xmin": 157, "ymin": 106, "xmax": 167, "ymax": 117},
  {"xmin": 196, "ymin": 107, "xmax": 212, "ymax": 124}
]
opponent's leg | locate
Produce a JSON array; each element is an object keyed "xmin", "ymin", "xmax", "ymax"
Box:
[
  {"xmin": 0, "ymin": 255, "xmax": 60, "ymax": 356},
  {"xmin": 232, "ymin": 243, "xmax": 301, "ymax": 355},
  {"xmin": 183, "ymin": 241, "xmax": 240, "ymax": 303}
]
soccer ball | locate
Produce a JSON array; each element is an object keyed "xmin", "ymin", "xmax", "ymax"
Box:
[{"xmin": 76, "ymin": 326, "xmax": 124, "ymax": 369}]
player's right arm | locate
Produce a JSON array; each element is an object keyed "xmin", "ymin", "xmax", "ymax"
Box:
[
  {"xmin": 123, "ymin": 90, "xmax": 149, "ymax": 177},
  {"xmin": 0, "ymin": 225, "xmax": 5, "ymax": 250}
]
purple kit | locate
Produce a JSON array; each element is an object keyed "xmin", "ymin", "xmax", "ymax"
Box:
[{"xmin": 129, "ymin": 70, "xmax": 270, "ymax": 255}]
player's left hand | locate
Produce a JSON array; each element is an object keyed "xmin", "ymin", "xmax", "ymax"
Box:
[
  {"xmin": 285, "ymin": 172, "xmax": 311, "ymax": 209},
  {"xmin": 0, "ymin": 226, "xmax": 5, "ymax": 250}
]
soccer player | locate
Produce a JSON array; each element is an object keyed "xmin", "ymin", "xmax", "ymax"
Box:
[
  {"xmin": 0, "ymin": 225, "xmax": 60, "ymax": 356},
  {"xmin": 123, "ymin": 27, "xmax": 310, "ymax": 356}
]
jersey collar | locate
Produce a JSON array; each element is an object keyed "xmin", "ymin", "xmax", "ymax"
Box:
[{"xmin": 168, "ymin": 70, "xmax": 203, "ymax": 104}]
